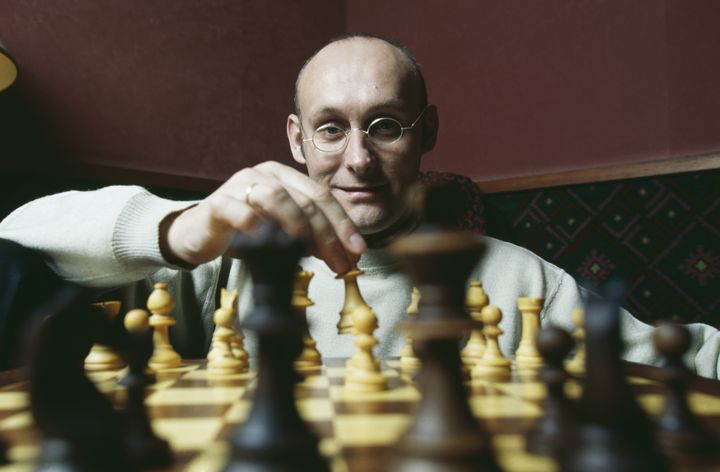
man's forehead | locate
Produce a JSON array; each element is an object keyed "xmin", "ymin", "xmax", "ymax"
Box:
[{"xmin": 297, "ymin": 38, "xmax": 418, "ymax": 116}]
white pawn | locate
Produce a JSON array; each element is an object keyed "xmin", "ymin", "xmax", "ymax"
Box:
[
  {"xmin": 345, "ymin": 305, "xmax": 387, "ymax": 392},
  {"xmin": 472, "ymin": 305, "xmax": 511, "ymax": 378},
  {"xmin": 147, "ymin": 283, "xmax": 181, "ymax": 370},
  {"xmin": 207, "ymin": 289, "xmax": 248, "ymax": 376}
]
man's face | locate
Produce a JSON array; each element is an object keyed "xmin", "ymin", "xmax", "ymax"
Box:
[{"xmin": 287, "ymin": 38, "xmax": 436, "ymax": 236}]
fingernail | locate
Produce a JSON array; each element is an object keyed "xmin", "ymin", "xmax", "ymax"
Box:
[{"xmin": 349, "ymin": 233, "xmax": 366, "ymax": 253}]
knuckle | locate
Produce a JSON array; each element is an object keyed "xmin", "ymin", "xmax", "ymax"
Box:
[{"xmin": 265, "ymin": 183, "xmax": 287, "ymax": 202}]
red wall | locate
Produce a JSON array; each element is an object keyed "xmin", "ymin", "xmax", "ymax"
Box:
[
  {"xmin": 1, "ymin": 1, "xmax": 718, "ymax": 187},
  {"xmin": 349, "ymin": 0, "xmax": 720, "ymax": 181}
]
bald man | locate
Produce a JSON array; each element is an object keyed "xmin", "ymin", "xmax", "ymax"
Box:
[{"xmin": 3, "ymin": 34, "xmax": 720, "ymax": 377}]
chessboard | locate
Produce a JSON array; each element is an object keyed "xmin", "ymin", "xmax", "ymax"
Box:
[{"xmin": 2, "ymin": 357, "xmax": 720, "ymax": 472}]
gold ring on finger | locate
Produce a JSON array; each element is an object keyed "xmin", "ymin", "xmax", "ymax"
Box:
[{"xmin": 245, "ymin": 183, "xmax": 258, "ymax": 206}]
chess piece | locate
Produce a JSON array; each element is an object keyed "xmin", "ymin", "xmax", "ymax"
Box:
[
  {"xmin": 560, "ymin": 282, "xmax": 668, "ymax": 472},
  {"xmin": 0, "ymin": 436, "xmax": 6, "ymax": 465},
  {"xmin": 525, "ymin": 325, "xmax": 578, "ymax": 457},
  {"xmin": 335, "ymin": 266, "xmax": 369, "ymax": 334},
  {"xmin": 566, "ymin": 307, "xmax": 586, "ymax": 374},
  {"xmin": 461, "ymin": 281, "xmax": 488, "ymax": 366},
  {"xmin": 514, "ymin": 297, "xmax": 545, "ymax": 375},
  {"xmin": 389, "ymin": 182, "xmax": 501, "ymax": 472},
  {"xmin": 653, "ymin": 323, "xmax": 719, "ymax": 458},
  {"xmin": 207, "ymin": 289, "xmax": 248, "ymax": 376},
  {"xmin": 147, "ymin": 282, "xmax": 181, "ymax": 370},
  {"xmin": 472, "ymin": 305, "xmax": 512, "ymax": 378},
  {"xmin": 28, "ymin": 285, "xmax": 133, "ymax": 472},
  {"xmin": 345, "ymin": 305, "xmax": 387, "ymax": 392},
  {"xmin": 84, "ymin": 301, "xmax": 126, "ymax": 371},
  {"xmin": 120, "ymin": 308, "xmax": 173, "ymax": 467},
  {"xmin": 399, "ymin": 287, "xmax": 421, "ymax": 372},
  {"xmin": 223, "ymin": 222, "xmax": 328, "ymax": 472},
  {"xmin": 293, "ymin": 268, "xmax": 322, "ymax": 374}
]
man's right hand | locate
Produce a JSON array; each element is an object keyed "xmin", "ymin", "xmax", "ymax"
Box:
[{"xmin": 161, "ymin": 161, "xmax": 366, "ymax": 273}]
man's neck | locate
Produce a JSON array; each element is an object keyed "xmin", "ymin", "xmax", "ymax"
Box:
[{"xmin": 362, "ymin": 214, "xmax": 419, "ymax": 249}]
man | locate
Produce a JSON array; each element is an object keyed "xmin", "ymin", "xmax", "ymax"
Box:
[{"xmin": 2, "ymin": 34, "xmax": 720, "ymax": 376}]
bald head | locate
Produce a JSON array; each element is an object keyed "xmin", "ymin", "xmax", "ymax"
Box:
[{"xmin": 294, "ymin": 35, "xmax": 427, "ymax": 117}]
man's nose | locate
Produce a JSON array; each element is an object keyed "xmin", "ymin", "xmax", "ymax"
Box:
[{"xmin": 344, "ymin": 129, "xmax": 375, "ymax": 174}]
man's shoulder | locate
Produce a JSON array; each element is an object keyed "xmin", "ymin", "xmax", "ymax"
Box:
[{"xmin": 480, "ymin": 236, "xmax": 569, "ymax": 282}]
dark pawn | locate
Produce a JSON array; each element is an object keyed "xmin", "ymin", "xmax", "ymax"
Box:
[
  {"xmin": 524, "ymin": 326, "xmax": 577, "ymax": 457},
  {"xmin": 118, "ymin": 308, "xmax": 173, "ymax": 468},
  {"xmin": 560, "ymin": 283, "xmax": 669, "ymax": 472},
  {"xmin": 223, "ymin": 222, "xmax": 328, "ymax": 472},
  {"xmin": 653, "ymin": 323, "xmax": 720, "ymax": 458},
  {"xmin": 28, "ymin": 285, "xmax": 135, "ymax": 472}
]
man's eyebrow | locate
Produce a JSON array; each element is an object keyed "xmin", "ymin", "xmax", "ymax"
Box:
[{"xmin": 307, "ymin": 101, "xmax": 411, "ymax": 122}]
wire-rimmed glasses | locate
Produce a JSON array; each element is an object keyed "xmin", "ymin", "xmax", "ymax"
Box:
[{"xmin": 302, "ymin": 106, "xmax": 429, "ymax": 153}]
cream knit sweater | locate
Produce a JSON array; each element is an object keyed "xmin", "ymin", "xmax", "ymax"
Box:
[{"xmin": 2, "ymin": 186, "xmax": 720, "ymax": 378}]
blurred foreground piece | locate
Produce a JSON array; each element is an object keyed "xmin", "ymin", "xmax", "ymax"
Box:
[
  {"xmin": 28, "ymin": 286, "xmax": 134, "ymax": 472},
  {"xmin": 653, "ymin": 323, "xmax": 720, "ymax": 459},
  {"xmin": 560, "ymin": 283, "xmax": 668, "ymax": 472},
  {"xmin": 389, "ymin": 183, "xmax": 500, "ymax": 472},
  {"xmin": 524, "ymin": 326, "xmax": 576, "ymax": 457},
  {"xmin": 223, "ymin": 223, "xmax": 328, "ymax": 472}
]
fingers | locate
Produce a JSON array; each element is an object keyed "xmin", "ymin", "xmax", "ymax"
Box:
[
  {"xmin": 172, "ymin": 162, "xmax": 366, "ymax": 273},
  {"xmin": 255, "ymin": 162, "xmax": 366, "ymax": 253}
]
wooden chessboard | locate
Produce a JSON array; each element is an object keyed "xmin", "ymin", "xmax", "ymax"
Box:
[{"xmin": 1, "ymin": 358, "xmax": 720, "ymax": 471}]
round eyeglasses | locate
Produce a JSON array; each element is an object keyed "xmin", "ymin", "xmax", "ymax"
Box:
[{"xmin": 302, "ymin": 106, "xmax": 429, "ymax": 153}]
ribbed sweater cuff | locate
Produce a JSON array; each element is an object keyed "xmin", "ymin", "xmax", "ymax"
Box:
[{"xmin": 112, "ymin": 191, "xmax": 197, "ymax": 269}]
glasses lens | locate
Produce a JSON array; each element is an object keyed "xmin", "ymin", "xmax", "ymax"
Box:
[
  {"xmin": 368, "ymin": 118, "xmax": 403, "ymax": 143},
  {"xmin": 312, "ymin": 124, "xmax": 347, "ymax": 152}
]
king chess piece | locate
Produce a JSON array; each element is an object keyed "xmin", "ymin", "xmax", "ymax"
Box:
[
  {"xmin": 389, "ymin": 182, "xmax": 501, "ymax": 472},
  {"xmin": 223, "ymin": 222, "xmax": 328, "ymax": 472}
]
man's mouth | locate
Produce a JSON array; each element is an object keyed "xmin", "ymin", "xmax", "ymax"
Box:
[{"xmin": 333, "ymin": 183, "xmax": 388, "ymax": 202}]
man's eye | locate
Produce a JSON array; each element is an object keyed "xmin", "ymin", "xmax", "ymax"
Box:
[
  {"xmin": 316, "ymin": 125, "xmax": 345, "ymax": 140},
  {"xmin": 369, "ymin": 118, "xmax": 402, "ymax": 137}
]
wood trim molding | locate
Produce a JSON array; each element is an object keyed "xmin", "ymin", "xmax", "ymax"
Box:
[{"xmin": 474, "ymin": 153, "xmax": 720, "ymax": 194}]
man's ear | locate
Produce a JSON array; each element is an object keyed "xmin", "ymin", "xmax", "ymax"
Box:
[
  {"xmin": 421, "ymin": 105, "xmax": 439, "ymax": 154},
  {"xmin": 287, "ymin": 114, "xmax": 306, "ymax": 164}
]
